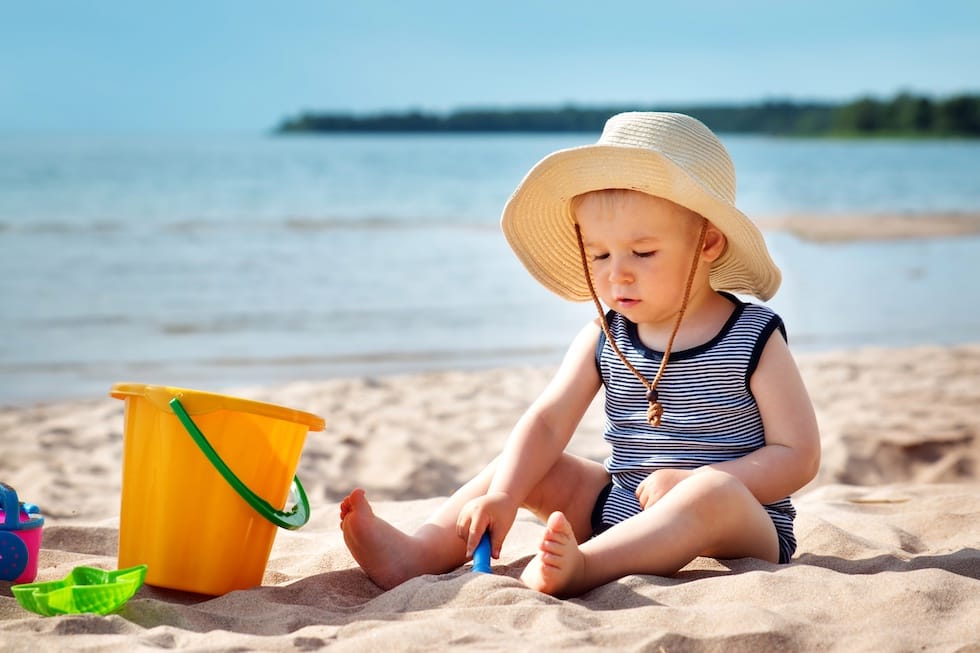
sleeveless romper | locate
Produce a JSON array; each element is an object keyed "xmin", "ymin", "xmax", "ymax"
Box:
[{"xmin": 592, "ymin": 293, "xmax": 797, "ymax": 563}]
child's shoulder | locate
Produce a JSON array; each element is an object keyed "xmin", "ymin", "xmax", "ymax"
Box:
[
  {"xmin": 722, "ymin": 292, "xmax": 779, "ymax": 321},
  {"xmin": 725, "ymin": 294, "xmax": 786, "ymax": 345}
]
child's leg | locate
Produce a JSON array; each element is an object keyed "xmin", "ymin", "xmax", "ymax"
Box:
[
  {"xmin": 520, "ymin": 468, "xmax": 780, "ymax": 597},
  {"xmin": 340, "ymin": 453, "xmax": 609, "ymax": 590},
  {"xmin": 339, "ymin": 468, "xmax": 492, "ymax": 590}
]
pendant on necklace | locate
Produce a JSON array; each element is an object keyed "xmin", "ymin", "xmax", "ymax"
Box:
[{"xmin": 646, "ymin": 388, "xmax": 663, "ymax": 426}]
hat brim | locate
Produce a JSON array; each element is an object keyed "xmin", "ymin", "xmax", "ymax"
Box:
[{"xmin": 501, "ymin": 143, "xmax": 781, "ymax": 302}]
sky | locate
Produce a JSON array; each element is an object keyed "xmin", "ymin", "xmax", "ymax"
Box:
[{"xmin": 2, "ymin": 1, "xmax": 978, "ymax": 133}]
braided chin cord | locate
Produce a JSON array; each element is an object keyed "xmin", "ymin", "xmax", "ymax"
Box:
[{"xmin": 574, "ymin": 219, "xmax": 708, "ymax": 426}]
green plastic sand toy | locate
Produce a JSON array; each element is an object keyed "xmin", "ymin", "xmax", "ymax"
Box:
[{"xmin": 12, "ymin": 564, "xmax": 147, "ymax": 616}]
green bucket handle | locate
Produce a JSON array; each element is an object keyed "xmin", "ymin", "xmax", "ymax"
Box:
[{"xmin": 169, "ymin": 396, "xmax": 310, "ymax": 530}]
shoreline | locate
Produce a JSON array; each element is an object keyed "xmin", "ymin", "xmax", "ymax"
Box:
[
  {"xmin": 4, "ymin": 334, "xmax": 980, "ymax": 411},
  {"xmin": 3, "ymin": 341, "xmax": 977, "ymax": 507}
]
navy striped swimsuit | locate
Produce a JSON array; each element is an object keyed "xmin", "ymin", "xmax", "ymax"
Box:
[{"xmin": 593, "ymin": 293, "xmax": 797, "ymax": 564}]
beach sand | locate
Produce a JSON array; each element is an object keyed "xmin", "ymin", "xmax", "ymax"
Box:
[
  {"xmin": 756, "ymin": 211, "xmax": 980, "ymax": 242},
  {"xmin": 1, "ymin": 341, "xmax": 978, "ymax": 651}
]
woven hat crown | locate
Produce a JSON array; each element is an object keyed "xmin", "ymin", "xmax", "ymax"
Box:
[{"xmin": 598, "ymin": 112, "xmax": 737, "ymax": 205}]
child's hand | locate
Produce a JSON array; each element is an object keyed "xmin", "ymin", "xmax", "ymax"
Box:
[
  {"xmin": 456, "ymin": 492, "xmax": 519, "ymax": 559},
  {"xmin": 635, "ymin": 468, "xmax": 696, "ymax": 509}
]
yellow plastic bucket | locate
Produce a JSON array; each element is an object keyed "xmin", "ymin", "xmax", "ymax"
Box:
[{"xmin": 110, "ymin": 383, "xmax": 325, "ymax": 595}]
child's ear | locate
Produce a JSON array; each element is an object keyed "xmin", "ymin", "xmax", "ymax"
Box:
[{"xmin": 701, "ymin": 223, "xmax": 727, "ymax": 262}]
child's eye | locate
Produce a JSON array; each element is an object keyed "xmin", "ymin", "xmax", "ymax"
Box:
[
  {"xmin": 590, "ymin": 252, "xmax": 609, "ymax": 261},
  {"xmin": 633, "ymin": 250, "xmax": 656, "ymax": 258}
]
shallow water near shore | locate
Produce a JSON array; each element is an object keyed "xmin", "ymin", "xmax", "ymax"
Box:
[{"xmin": 1, "ymin": 132, "xmax": 979, "ymax": 405}]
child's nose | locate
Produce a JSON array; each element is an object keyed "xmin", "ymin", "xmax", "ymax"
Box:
[{"xmin": 608, "ymin": 258, "xmax": 634, "ymax": 284}]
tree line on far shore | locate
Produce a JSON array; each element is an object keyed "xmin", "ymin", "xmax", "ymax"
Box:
[{"xmin": 276, "ymin": 92, "xmax": 980, "ymax": 137}]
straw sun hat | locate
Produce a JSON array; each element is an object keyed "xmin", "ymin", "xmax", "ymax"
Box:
[{"xmin": 501, "ymin": 111, "xmax": 781, "ymax": 302}]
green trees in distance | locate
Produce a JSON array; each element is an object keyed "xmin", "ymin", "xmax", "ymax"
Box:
[
  {"xmin": 276, "ymin": 92, "xmax": 980, "ymax": 137},
  {"xmin": 835, "ymin": 93, "xmax": 979, "ymax": 136}
]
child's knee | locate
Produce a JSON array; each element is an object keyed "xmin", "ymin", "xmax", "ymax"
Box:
[{"xmin": 683, "ymin": 469, "xmax": 755, "ymax": 513}]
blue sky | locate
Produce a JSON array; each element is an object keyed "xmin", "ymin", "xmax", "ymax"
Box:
[{"xmin": 3, "ymin": 1, "xmax": 978, "ymax": 132}]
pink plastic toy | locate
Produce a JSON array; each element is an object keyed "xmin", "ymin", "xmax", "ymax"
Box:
[{"xmin": 0, "ymin": 483, "xmax": 44, "ymax": 584}]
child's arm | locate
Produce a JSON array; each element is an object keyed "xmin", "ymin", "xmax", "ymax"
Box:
[
  {"xmin": 709, "ymin": 330, "xmax": 820, "ymax": 504},
  {"xmin": 457, "ymin": 320, "xmax": 603, "ymax": 557},
  {"xmin": 637, "ymin": 331, "xmax": 819, "ymax": 509}
]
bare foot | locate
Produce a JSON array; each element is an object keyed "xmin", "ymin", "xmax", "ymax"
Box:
[
  {"xmin": 339, "ymin": 488, "xmax": 426, "ymax": 590},
  {"xmin": 519, "ymin": 511, "xmax": 587, "ymax": 597}
]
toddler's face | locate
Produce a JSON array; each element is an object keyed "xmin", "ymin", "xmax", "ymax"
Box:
[{"xmin": 574, "ymin": 190, "xmax": 710, "ymax": 324}]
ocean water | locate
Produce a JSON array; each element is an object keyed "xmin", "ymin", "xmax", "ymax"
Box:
[{"xmin": 1, "ymin": 132, "xmax": 979, "ymax": 406}]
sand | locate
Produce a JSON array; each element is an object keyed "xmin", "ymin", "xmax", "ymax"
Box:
[
  {"xmin": 756, "ymin": 211, "xmax": 980, "ymax": 242},
  {"xmin": 1, "ymin": 343, "xmax": 979, "ymax": 652}
]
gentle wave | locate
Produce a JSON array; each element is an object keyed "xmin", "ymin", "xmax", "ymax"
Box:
[
  {"xmin": 0, "ymin": 215, "xmax": 498, "ymax": 235},
  {"xmin": 0, "ymin": 220, "xmax": 125, "ymax": 234},
  {"xmin": 17, "ymin": 314, "xmax": 134, "ymax": 328},
  {"xmin": 0, "ymin": 345, "xmax": 563, "ymax": 374},
  {"xmin": 12, "ymin": 302, "xmax": 535, "ymax": 333},
  {"xmin": 12, "ymin": 311, "xmax": 334, "ymax": 334},
  {"xmin": 281, "ymin": 216, "xmax": 496, "ymax": 232},
  {"xmin": 11, "ymin": 210, "xmax": 980, "ymax": 238}
]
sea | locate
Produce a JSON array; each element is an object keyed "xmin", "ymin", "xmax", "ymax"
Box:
[{"xmin": 2, "ymin": 132, "xmax": 979, "ymax": 406}]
